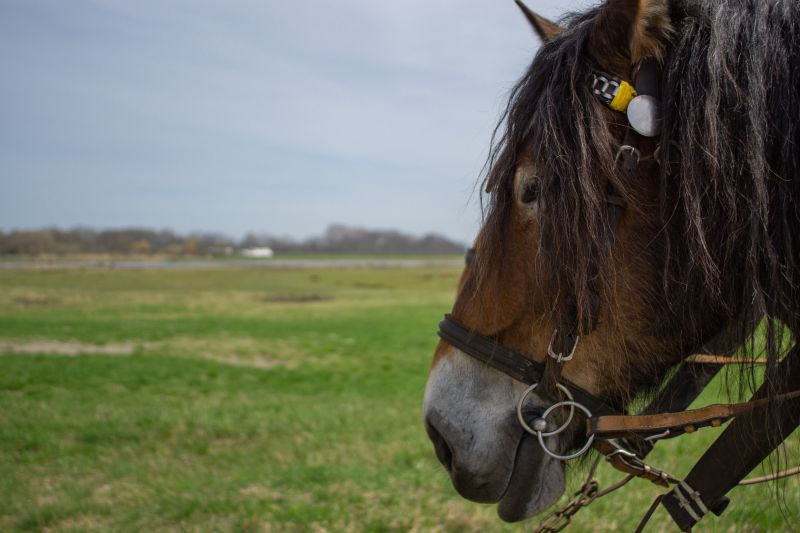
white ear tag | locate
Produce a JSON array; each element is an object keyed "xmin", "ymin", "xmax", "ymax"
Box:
[{"xmin": 626, "ymin": 95, "xmax": 661, "ymax": 137}]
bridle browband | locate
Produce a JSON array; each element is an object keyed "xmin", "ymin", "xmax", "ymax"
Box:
[{"xmin": 438, "ymin": 58, "xmax": 800, "ymax": 531}]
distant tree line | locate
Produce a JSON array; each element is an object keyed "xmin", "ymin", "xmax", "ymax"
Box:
[{"xmin": 0, "ymin": 225, "xmax": 465, "ymax": 256}]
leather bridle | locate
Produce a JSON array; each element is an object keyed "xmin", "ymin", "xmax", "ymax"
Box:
[
  {"xmin": 437, "ymin": 59, "xmax": 800, "ymax": 531},
  {"xmin": 438, "ymin": 315, "xmax": 619, "ymax": 418}
]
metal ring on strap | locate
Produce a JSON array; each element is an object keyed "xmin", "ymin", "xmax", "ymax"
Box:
[
  {"xmin": 536, "ymin": 400, "xmax": 595, "ymax": 461},
  {"xmin": 517, "ymin": 383, "xmax": 575, "ymax": 437},
  {"xmin": 615, "ymin": 144, "xmax": 641, "ymax": 166},
  {"xmin": 547, "ymin": 329, "xmax": 579, "ymax": 363}
]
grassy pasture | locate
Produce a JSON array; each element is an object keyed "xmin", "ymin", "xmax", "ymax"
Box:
[{"xmin": 0, "ymin": 264, "xmax": 797, "ymax": 532}]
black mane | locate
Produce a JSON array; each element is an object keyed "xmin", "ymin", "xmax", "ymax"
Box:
[
  {"xmin": 479, "ymin": 0, "xmax": 800, "ymax": 392},
  {"xmin": 661, "ymin": 0, "xmax": 800, "ymax": 391}
]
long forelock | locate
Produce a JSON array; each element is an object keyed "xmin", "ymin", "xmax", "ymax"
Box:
[{"xmin": 478, "ymin": 10, "xmax": 624, "ymax": 331}]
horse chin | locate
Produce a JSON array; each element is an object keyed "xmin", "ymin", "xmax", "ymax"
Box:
[{"xmin": 497, "ymin": 434, "xmax": 565, "ymax": 522}]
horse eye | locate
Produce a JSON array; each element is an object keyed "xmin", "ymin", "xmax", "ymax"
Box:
[{"xmin": 521, "ymin": 181, "xmax": 540, "ymax": 204}]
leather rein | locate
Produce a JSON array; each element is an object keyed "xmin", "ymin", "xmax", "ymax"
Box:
[{"xmin": 438, "ymin": 59, "xmax": 800, "ymax": 531}]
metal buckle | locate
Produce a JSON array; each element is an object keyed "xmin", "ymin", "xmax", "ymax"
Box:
[
  {"xmin": 615, "ymin": 144, "xmax": 640, "ymax": 166},
  {"xmin": 673, "ymin": 480, "xmax": 709, "ymax": 522},
  {"xmin": 548, "ymin": 328, "xmax": 579, "ymax": 363},
  {"xmin": 644, "ymin": 429, "xmax": 671, "ymax": 442},
  {"xmin": 605, "ymin": 447, "xmax": 638, "ymax": 461},
  {"xmin": 603, "ymin": 442, "xmax": 676, "ymax": 487}
]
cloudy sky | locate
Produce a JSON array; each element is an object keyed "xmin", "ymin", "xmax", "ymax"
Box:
[{"xmin": 1, "ymin": 0, "xmax": 592, "ymax": 243}]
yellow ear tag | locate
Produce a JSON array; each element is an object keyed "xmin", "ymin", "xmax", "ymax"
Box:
[{"xmin": 609, "ymin": 80, "xmax": 637, "ymax": 112}]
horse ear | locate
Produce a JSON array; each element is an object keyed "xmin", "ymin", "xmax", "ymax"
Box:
[
  {"xmin": 514, "ymin": 0, "xmax": 563, "ymax": 42},
  {"xmin": 589, "ymin": 0, "xmax": 671, "ymax": 74}
]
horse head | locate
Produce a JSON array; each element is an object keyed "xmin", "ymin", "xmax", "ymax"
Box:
[{"xmin": 421, "ymin": 0, "xmax": 792, "ymax": 522}]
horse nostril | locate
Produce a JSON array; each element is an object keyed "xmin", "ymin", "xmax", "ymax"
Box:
[{"xmin": 425, "ymin": 418, "xmax": 454, "ymax": 472}]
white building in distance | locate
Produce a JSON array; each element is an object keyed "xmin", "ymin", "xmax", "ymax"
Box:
[{"xmin": 241, "ymin": 247, "xmax": 274, "ymax": 258}]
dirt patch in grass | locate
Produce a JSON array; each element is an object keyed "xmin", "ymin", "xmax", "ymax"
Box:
[
  {"xmin": 0, "ymin": 339, "xmax": 135, "ymax": 356},
  {"xmin": 13, "ymin": 295, "xmax": 61, "ymax": 306},
  {"xmin": 0, "ymin": 336, "xmax": 311, "ymax": 370},
  {"xmin": 42, "ymin": 514, "xmax": 112, "ymax": 532},
  {"xmin": 239, "ymin": 484, "xmax": 284, "ymax": 500},
  {"xmin": 0, "ymin": 330, "xmax": 360, "ymax": 375},
  {"xmin": 257, "ymin": 293, "xmax": 332, "ymax": 303},
  {"xmin": 154, "ymin": 336, "xmax": 303, "ymax": 370}
]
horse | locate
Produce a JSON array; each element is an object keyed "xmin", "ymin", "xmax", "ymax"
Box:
[{"xmin": 423, "ymin": 0, "xmax": 800, "ymax": 527}]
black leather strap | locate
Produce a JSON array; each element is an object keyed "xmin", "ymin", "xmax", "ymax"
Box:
[
  {"xmin": 438, "ymin": 315, "xmax": 620, "ymax": 418},
  {"xmin": 635, "ymin": 59, "xmax": 661, "ymax": 100},
  {"xmin": 660, "ymin": 348, "xmax": 800, "ymax": 530}
]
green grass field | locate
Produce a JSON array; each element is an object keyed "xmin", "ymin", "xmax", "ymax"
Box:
[{"xmin": 0, "ymin": 265, "xmax": 797, "ymax": 532}]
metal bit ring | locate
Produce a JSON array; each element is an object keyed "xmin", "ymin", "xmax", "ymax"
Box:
[
  {"xmin": 537, "ymin": 400, "xmax": 595, "ymax": 461},
  {"xmin": 517, "ymin": 383, "xmax": 575, "ymax": 437}
]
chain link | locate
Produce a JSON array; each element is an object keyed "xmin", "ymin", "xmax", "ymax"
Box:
[
  {"xmin": 534, "ymin": 479, "xmax": 600, "ymax": 532},
  {"xmin": 533, "ymin": 444, "xmax": 676, "ymax": 533}
]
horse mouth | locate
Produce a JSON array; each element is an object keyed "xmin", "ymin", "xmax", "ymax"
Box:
[{"xmin": 497, "ymin": 433, "xmax": 566, "ymax": 522}]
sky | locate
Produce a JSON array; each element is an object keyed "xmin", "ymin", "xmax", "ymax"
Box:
[{"xmin": 0, "ymin": 0, "xmax": 593, "ymax": 244}]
